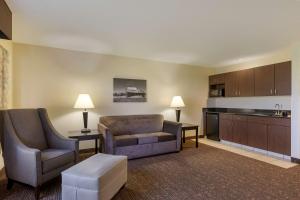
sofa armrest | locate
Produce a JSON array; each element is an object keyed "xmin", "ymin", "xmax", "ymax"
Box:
[
  {"xmin": 3, "ymin": 111, "xmax": 42, "ymax": 187},
  {"xmin": 38, "ymin": 108, "xmax": 79, "ymax": 162},
  {"xmin": 98, "ymin": 123, "xmax": 114, "ymax": 154},
  {"xmin": 163, "ymin": 120, "xmax": 182, "ymax": 151}
]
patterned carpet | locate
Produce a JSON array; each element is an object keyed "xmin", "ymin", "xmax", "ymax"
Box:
[{"xmin": 1, "ymin": 141, "xmax": 300, "ymax": 200}]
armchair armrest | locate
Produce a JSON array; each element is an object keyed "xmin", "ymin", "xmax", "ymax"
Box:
[
  {"xmin": 3, "ymin": 112, "xmax": 42, "ymax": 187},
  {"xmin": 38, "ymin": 108, "xmax": 79, "ymax": 161},
  {"xmin": 98, "ymin": 123, "xmax": 114, "ymax": 154},
  {"xmin": 163, "ymin": 120, "xmax": 182, "ymax": 151}
]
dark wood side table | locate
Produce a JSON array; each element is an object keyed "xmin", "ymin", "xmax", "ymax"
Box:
[
  {"xmin": 68, "ymin": 130, "xmax": 102, "ymax": 154},
  {"xmin": 181, "ymin": 123, "xmax": 199, "ymax": 150}
]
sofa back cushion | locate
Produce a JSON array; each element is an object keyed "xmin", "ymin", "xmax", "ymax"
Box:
[
  {"xmin": 8, "ymin": 109, "xmax": 48, "ymax": 150},
  {"xmin": 100, "ymin": 114, "xmax": 164, "ymax": 135}
]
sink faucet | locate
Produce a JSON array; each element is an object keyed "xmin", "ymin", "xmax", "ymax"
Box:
[{"xmin": 275, "ymin": 104, "xmax": 282, "ymax": 116}]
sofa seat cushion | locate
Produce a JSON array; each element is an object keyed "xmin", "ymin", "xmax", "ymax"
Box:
[
  {"xmin": 132, "ymin": 133, "xmax": 158, "ymax": 145},
  {"xmin": 41, "ymin": 149, "xmax": 75, "ymax": 174},
  {"xmin": 151, "ymin": 132, "xmax": 176, "ymax": 142},
  {"xmin": 114, "ymin": 135, "xmax": 138, "ymax": 147}
]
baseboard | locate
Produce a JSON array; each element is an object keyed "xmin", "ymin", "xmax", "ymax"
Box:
[
  {"xmin": 291, "ymin": 157, "xmax": 300, "ymax": 164},
  {"xmin": 79, "ymin": 148, "xmax": 95, "ymax": 154},
  {"xmin": 185, "ymin": 135, "xmax": 204, "ymax": 140}
]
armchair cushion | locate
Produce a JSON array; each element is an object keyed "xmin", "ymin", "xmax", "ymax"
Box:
[
  {"xmin": 41, "ymin": 149, "xmax": 75, "ymax": 174},
  {"xmin": 8, "ymin": 109, "xmax": 48, "ymax": 150}
]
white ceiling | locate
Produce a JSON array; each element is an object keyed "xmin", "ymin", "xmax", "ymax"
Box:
[{"xmin": 5, "ymin": 0, "xmax": 300, "ymax": 67}]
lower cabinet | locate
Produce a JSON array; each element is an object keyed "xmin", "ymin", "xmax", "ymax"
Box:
[
  {"xmin": 219, "ymin": 114, "xmax": 291, "ymax": 156},
  {"xmin": 267, "ymin": 118, "xmax": 291, "ymax": 156},
  {"xmin": 232, "ymin": 115, "xmax": 248, "ymax": 145},
  {"xmin": 219, "ymin": 114, "xmax": 233, "ymax": 142},
  {"xmin": 247, "ymin": 117, "xmax": 268, "ymax": 150}
]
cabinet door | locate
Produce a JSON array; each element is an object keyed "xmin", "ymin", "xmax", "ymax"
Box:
[
  {"xmin": 254, "ymin": 64, "xmax": 275, "ymax": 96},
  {"xmin": 274, "ymin": 61, "xmax": 291, "ymax": 96},
  {"xmin": 267, "ymin": 125, "xmax": 291, "ymax": 155},
  {"xmin": 247, "ymin": 117, "xmax": 268, "ymax": 150},
  {"xmin": 238, "ymin": 69, "xmax": 254, "ymax": 97},
  {"xmin": 0, "ymin": 0, "xmax": 12, "ymax": 39},
  {"xmin": 209, "ymin": 74, "xmax": 225, "ymax": 85},
  {"xmin": 219, "ymin": 114, "xmax": 233, "ymax": 142},
  {"xmin": 232, "ymin": 116, "xmax": 248, "ymax": 145},
  {"xmin": 225, "ymin": 72, "xmax": 238, "ymax": 97}
]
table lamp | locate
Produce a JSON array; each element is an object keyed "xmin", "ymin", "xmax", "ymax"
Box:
[
  {"xmin": 74, "ymin": 94, "xmax": 95, "ymax": 133},
  {"xmin": 170, "ymin": 96, "xmax": 185, "ymax": 122}
]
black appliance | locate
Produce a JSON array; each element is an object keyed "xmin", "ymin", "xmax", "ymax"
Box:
[{"xmin": 206, "ymin": 112, "xmax": 220, "ymax": 141}]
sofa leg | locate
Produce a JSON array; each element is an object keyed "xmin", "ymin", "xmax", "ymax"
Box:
[
  {"xmin": 7, "ymin": 178, "xmax": 14, "ymax": 190},
  {"xmin": 35, "ymin": 186, "xmax": 40, "ymax": 200}
]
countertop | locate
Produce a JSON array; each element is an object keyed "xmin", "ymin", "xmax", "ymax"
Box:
[{"xmin": 203, "ymin": 108, "xmax": 291, "ymax": 119}]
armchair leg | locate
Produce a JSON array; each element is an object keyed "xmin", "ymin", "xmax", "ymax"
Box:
[
  {"xmin": 35, "ymin": 186, "xmax": 41, "ymax": 200},
  {"xmin": 7, "ymin": 178, "xmax": 14, "ymax": 190}
]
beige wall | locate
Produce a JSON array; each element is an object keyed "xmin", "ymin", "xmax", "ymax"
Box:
[
  {"xmin": 13, "ymin": 43, "xmax": 213, "ymax": 149},
  {"xmin": 208, "ymin": 48, "xmax": 292, "ymax": 110},
  {"xmin": 0, "ymin": 39, "xmax": 13, "ymax": 170}
]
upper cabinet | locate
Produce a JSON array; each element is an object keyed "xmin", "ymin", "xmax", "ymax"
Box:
[
  {"xmin": 254, "ymin": 64, "xmax": 275, "ymax": 96},
  {"xmin": 209, "ymin": 74, "xmax": 225, "ymax": 85},
  {"xmin": 237, "ymin": 68, "xmax": 254, "ymax": 97},
  {"xmin": 225, "ymin": 69, "xmax": 254, "ymax": 97},
  {"xmin": 225, "ymin": 72, "xmax": 238, "ymax": 97},
  {"xmin": 0, "ymin": 0, "xmax": 12, "ymax": 40},
  {"xmin": 274, "ymin": 61, "xmax": 291, "ymax": 96},
  {"xmin": 209, "ymin": 61, "xmax": 291, "ymax": 97}
]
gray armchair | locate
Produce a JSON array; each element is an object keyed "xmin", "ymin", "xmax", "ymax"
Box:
[{"xmin": 1, "ymin": 108, "xmax": 78, "ymax": 199}]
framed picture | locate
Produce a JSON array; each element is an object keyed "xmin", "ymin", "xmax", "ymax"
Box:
[{"xmin": 113, "ymin": 78, "xmax": 147, "ymax": 102}]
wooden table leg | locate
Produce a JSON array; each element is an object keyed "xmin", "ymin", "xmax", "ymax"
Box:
[
  {"xmin": 95, "ymin": 139, "xmax": 98, "ymax": 154},
  {"xmin": 196, "ymin": 127, "xmax": 199, "ymax": 148},
  {"xmin": 181, "ymin": 131, "xmax": 183, "ymax": 150}
]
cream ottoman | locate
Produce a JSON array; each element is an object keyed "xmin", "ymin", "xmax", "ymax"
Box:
[{"xmin": 62, "ymin": 153, "xmax": 127, "ymax": 200}]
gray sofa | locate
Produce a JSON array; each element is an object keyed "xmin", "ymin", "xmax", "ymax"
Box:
[
  {"xmin": 98, "ymin": 114, "xmax": 182, "ymax": 159},
  {"xmin": 1, "ymin": 108, "xmax": 79, "ymax": 200}
]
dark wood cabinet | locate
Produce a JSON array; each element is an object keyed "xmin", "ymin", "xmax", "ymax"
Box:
[
  {"xmin": 209, "ymin": 61, "xmax": 291, "ymax": 98},
  {"xmin": 225, "ymin": 72, "xmax": 238, "ymax": 97},
  {"xmin": 219, "ymin": 114, "xmax": 233, "ymax": 142},
  {"xmin": 267, "ymin": 118, "xmax": 291, "ymax": 155},
  {"xmin": 274, "ymin": 61, "xmax": 291, "ymax": 96},
  {"xmin": 219, "ymin": 114, "xmax": 291, "ymax": 155},
  {"xmin": 254, "ymin": 64, "xmax": 275, "ymax": 96},
  {"xmin": 209, "ymin": 74, "xmax": 225, "ymax": 85},
  {"xmin": 247, "ymin": 117, "xmax": 268, "ymax": 150},
  {"xmin": 237, "ymin": 69, "xmax": 254, "ymax": 97},
  {"xmin": 232, "ymin": 115, "xmax": 248, "ymax": 145},
  {"xmin": 0, "ymin": 0, "xmax": 12, "ymax": 40}
]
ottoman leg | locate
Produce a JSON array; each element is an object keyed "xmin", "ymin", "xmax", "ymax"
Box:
[
  {"xmin": 7, "ymin": 178, "xmax": 14, "ymax": 190},
  {"xmin": 35, "ymin": 186, "xmax": 40, "ymax": 200}
]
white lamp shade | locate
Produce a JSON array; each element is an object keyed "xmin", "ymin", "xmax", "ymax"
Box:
[
  {"xmin": 170, "ymin": 96, "xmax": 185, "ymax": 108},
  {"xmin": 74, "ymin": 94, "xmax": 95, "ymax": 109}
]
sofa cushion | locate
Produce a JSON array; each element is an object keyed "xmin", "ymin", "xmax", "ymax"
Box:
[
  {"xmin": 132, "ymin": 133, "xmax": 158, "ymax": 145},
  {"xmin": 42, "ymin": 149, "xmax": 75, "ymax": 174},
  {"xmin": 100, "ymin": 114, "xmax": 163, "ymax": 136},
  {"xmin": 8, "ymin": 109, "xmax": 48, "ymax": 150},
  {"xmin": 151, "ymin": 132, "xmax": 176, "ymax": 142},
  {"xmin": 114, "ymin": 135, "xmax": 138, "ymax": 147}
]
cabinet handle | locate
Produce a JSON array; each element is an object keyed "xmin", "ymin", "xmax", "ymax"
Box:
[
  {"xmin": 239, "ymin": 91, "xmax": 241, "ymax": 96},
  {"xmin": 270, "ymin": 89, "xmax": 273, "ymax": 95},
  {"xmin": 274, "ymin": 89, "xmax": 277, "ymax": 95}
]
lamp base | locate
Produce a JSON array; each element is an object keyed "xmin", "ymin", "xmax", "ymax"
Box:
[
  {"xmin": 81, "ymin": 128, "xmax": 91, "ymax": 134},
  {"xmin": 176, "ymin": 109, "xmax": 181, "ymax": 122}
]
